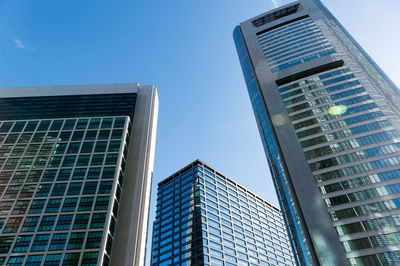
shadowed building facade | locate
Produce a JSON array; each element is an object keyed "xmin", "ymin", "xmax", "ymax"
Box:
[
  {"xmin": 151, "ymin": 160, "xmax": 295, "ymax": 266},
  {"xmin": 234, "ymin": 0, "xmax": 400, "ymax": 265},
  {"xmin": 0, "ymin": 84, "xmax": 158, "ymax": 266}
]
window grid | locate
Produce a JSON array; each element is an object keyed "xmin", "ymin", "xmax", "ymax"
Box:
[
  {"xmin": 258, "ymin": 17, "xmax": 336, "ymax": 73},
  {"xmin": 0, "ymin": 116, "xmax": 129, "ymax": 265},
  {"xmin": 151, "ymin": 162, "xmax": 296, "ymax": 266},
  {"xmin": 277, "ymin": 65, "xmax": 400, "ymax": 261}
]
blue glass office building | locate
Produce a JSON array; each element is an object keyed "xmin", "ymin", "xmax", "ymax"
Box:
[
  {"xmin": 0, "ymin": 84, "xmax": 158, "ymax": 266},
  {"xmin": 234, "ymin": 0, "xmax": 400, "ymax": 265},
  {"xmin": 151, "ymin": 160, "xmax": 295, "ymax": 266}
]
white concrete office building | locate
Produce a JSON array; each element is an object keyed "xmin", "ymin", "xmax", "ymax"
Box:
[{"xmin": 0, "ymin": 84, "xmax": 158, "ymax": 266}]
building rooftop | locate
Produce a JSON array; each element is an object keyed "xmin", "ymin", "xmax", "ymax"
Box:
[{"xmin": 158, "ymin": 159, "xmax": 281, "ymax": 213}]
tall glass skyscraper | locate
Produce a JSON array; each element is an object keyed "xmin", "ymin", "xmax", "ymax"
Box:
[
  {"xmin": 0, "ymin": 84, "xmax": 158, "ymax": 266},
  {"xmin": 234, "ymin": 0, "xmax": 400, "ymax": 265},
  {"xmin": 151, "ymin": 160, "xmax": 295, "ymax": 266}
]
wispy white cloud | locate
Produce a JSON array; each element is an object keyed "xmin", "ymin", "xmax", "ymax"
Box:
[
  {"xmin": 271, "ymin": 0, "xmax": 280, "ymax": 8},
  {"xmin": 12, "ymin": 38, "xmax": 34, "ymax": 51}
]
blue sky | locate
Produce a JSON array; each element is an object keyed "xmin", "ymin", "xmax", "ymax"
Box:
[{"xmin": 1, "ymin": 0, "xmax": 399, "ymax": 264}]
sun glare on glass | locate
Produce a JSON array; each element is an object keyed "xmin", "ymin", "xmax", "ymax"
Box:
[{"xmin": 328, "ymin": 105, "xmax": 347, "ymax": 116}]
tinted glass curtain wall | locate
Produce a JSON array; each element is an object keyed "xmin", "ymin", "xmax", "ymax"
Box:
[
  {"xmin": 234, "ymin": 0, "xmax": 400, "ymax": 265},
  {"xmin": 151, "ymin": 160, "xmax": 296, "ymax": 266}
]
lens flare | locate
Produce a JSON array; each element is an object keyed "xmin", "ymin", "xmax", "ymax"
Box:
[
  {"xmin": 328, "ymin": 105, "xmax": 347, "ymax": 116},
  {"xmin": 272, "ymin": 114, "xmax": 287, "ymax": 126}
]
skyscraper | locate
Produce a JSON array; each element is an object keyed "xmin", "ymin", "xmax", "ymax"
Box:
[
  {"xmin": 234, "ymin": 1, "xmax": 400, "ymax": 265},
  {"xmin": 0, "ymin": 84, "xmax": 158, "ymax": 266},
  {"xmin": 151, "ymin": 160, "xmax": 296, "ymax": 266}
]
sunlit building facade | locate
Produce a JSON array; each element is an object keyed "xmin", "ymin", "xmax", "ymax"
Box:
[
  {"xmin": 151, "ymin": 160, "xmax": 295, "ymax": 266},
  {"xmin": 0, "ymin": 84, "xmax": 158, "ymax": 266},
  {"xmin": 234, "ymin": 0, "xmax": 400, "ymax": 265}
]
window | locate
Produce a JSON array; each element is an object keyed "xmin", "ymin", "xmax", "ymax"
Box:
[
  {"xmin": 7, "ymin": 256, "xmax": 25, "ymax": 266},
  {"xmin": 49, "ymin": 233, "xmax": 68, "ymax": 251},
  {"xmin": 85, "ymin": 231, "xmax": 103, "ymax": 248},
  {"xmin": 44, "ymin": 254, "xmax": 62, "ymax": 265},
  {"xmin": 3, "ymin": 185, "xmax": 21, "ymax": 198},
  {"xmin": 12, "ymin": 200, "xmax": 29, "ymax": 215},
  {"xmin": 108, "ymin": 141, "xmax": 121, "ymax": 152},
  {"xmin": 94, "ymin": 196, "xmax": 110, "ymax": 210},
  {"xmin": 89, "ymin": 119, "xmax": 101, "ymax": 129},
  {"xmin": 94, "ymin": 141, "xmax": 107, "ymax": 153},
  {"xmin": 68, "ymin": 232, "xmax": 85, "ymax": 250},
  {"xmin": 67, "ymin": 182, "xmax": 83, "ymax": 195},
  {"xmin": 62, "ymin": 155, "xmax": 76, "ymax": 167},
  {"xmin": 114, "ymin": 117, "xmax": 126, "ymax": 128},
  {"xmin": 76, "ymin": 155, "xmax": 90, "ymax": 166},
  {"xmin": 91, "ymin": 154, "xmax": 104, "ymax": 166},
  {"xmin": 0, "ymin": 201, "xmax": 14, "ymax": 215},
  {"xmin": 87, "ymin": 168, "xmax": 101, "ymax": 179},
  {"xmin": 71, "ymin": 131, "xmax": 84, "ymax": 141},
  {"xmin": 56, "ymin": 215, "xmax": 73, "ymax": 230},
  {"xmin": 102, "ymin": 167, "xmax": 116, "ymax": 179},
  {"xmin": 105, "ymin": 154, "xmax": 118, "ymax": 165},
  {"xmin": 48, "ymin": 156, "xmax": 62, "ymax": 168},
  {"xmin": 83, "ymin": 181, "xmax": 98, "ymax": 195},
  {"xmin": 62, "ymin": 197, "xmax": 78, "ymax": 212},
  {"xmin": 11, "ymin": 145, "xmax": 26, "ymax": 156},
  {"xmin": 24, "ymin": 121, "xmax": 38, "ymax": 131},
  {"xmin": 26, "ymin": 142, "xmax": 41, "ymax": 156},
  {"xmin": 38, "ymin": 216, "xmax": 56, "ymax": 231},
  {"xmin": 98, "ymin": 130, "xmax": 110, "ymax": 140},
  {"xmin": 5, "ymin": 134, "xmax": 20, "ymax": 144},
  {"xmin": 3, "ymin": 217, "xmax": 23, "ymax": 233},
  {"xmin": 0, "ymin": 236, "xmax": 14, "ymax": 253},
  {"xmin": 43, "ymin": 170, "xmax": 57, "ymax": 181},
  {"xmin": 31, "ymin": 234, "xmax": 50, "ymax": 251},
  {"xmin": 90, "ymin": 213, "xmax": 107, "ymax": 229},
  {"xmin": 45, "ymin": 198, "xmax": 62, "ymax": 213},
  {"xmin": 63, "ymin": 253, "xmax": 80, "ymax": 265},
  {"xmin": 210, "ymin": 257, "xmax": 224, "ymax": 266},
  {"xmin": 72, "ymin": 168, "xmax": 87, "ymax": 180},
  {"xmin": 0, "ymin": 145, "xmax": 12, "ymax": 157},
  {"xmin": 13, "ymin": 235, "xmax": 32, "ymax": 252},
  {"xmin": 54, "ymin": 143, "xmax": 67, "ymax": 154},
  {"xmin": 99, "ymin": 181, "xmax": 113, "ymax": 194},
  {"xmin": 85, "ymin": 130, "xmax": 98, "ymax": 140},
  {"xmin": 22, "ymin": 216, "xmax": 39, "ymax": 232},
  {"xmin": 82, "ymin": 252, "xmax": 99, "ymax": 265},
  {"xmin": 26, "ymin": 255, "xmax": 43, "ymax": 265},
  {"xmin": 78, "ymin": 197, "xmax": 94, "ymax": 211},
  {"xmin": 27, "ymin": 170, "xmax": 42, "ymax": 182},
  {"xmin": 63, "ymin": 120, "xmax": 76, "ymax": 130},
  {"xmin": 36, "ymin": 184, "xmax": 52, "ymax": 197},
  {"xmin": 73, "ymin": 214, "xmax": 90, "ymax": 230},
  {"xmin": 76, "ymin": 119, "xmax": 88, "ymax": 129},
  {"xmin": 57, "ymin": 169, "xmax": 72, "ymax": 181},
  {"xmin": 19, "ymin": 157, "xmax": 34, "ymax": 169},
  {"xmin": 39, "ymin": 144, "xmax": 53, "ymax": 155},
  {"xmin": 102, "ymin": 118, "xmax": 113, "ymax": 128},
  {"xmin": 81, "ymin": 142, "xmax": 94, "ymax": 153},
  {"xmin": 29, "ymin": 199, "xmax": 46, "ymax": 214}
]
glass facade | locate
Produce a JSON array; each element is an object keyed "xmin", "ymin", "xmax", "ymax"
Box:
[
  {"xmin": 258, "ymin": 16, "xmax": 335, "ymax": 73},
  {"xmin": 235, "ymin": 0, "xmax": 400, "ymax": 265},
  {"xmin": 151, "ymin": 161, "xmax": 295, "ymax": 266},
  {"xmin": 279, "ymin": 66, "xmax": 400, "ymax": 264},
  {"xmin": 234, "ymin": 26, "xmax": 310, "ymax": 266},
  {"xmin": 0, "ymin": 94, "xmax": 137, "ymax": 120},
  {"xmin": 0, "ymin": 116, "xmax": 131, "ymax": 265}
]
